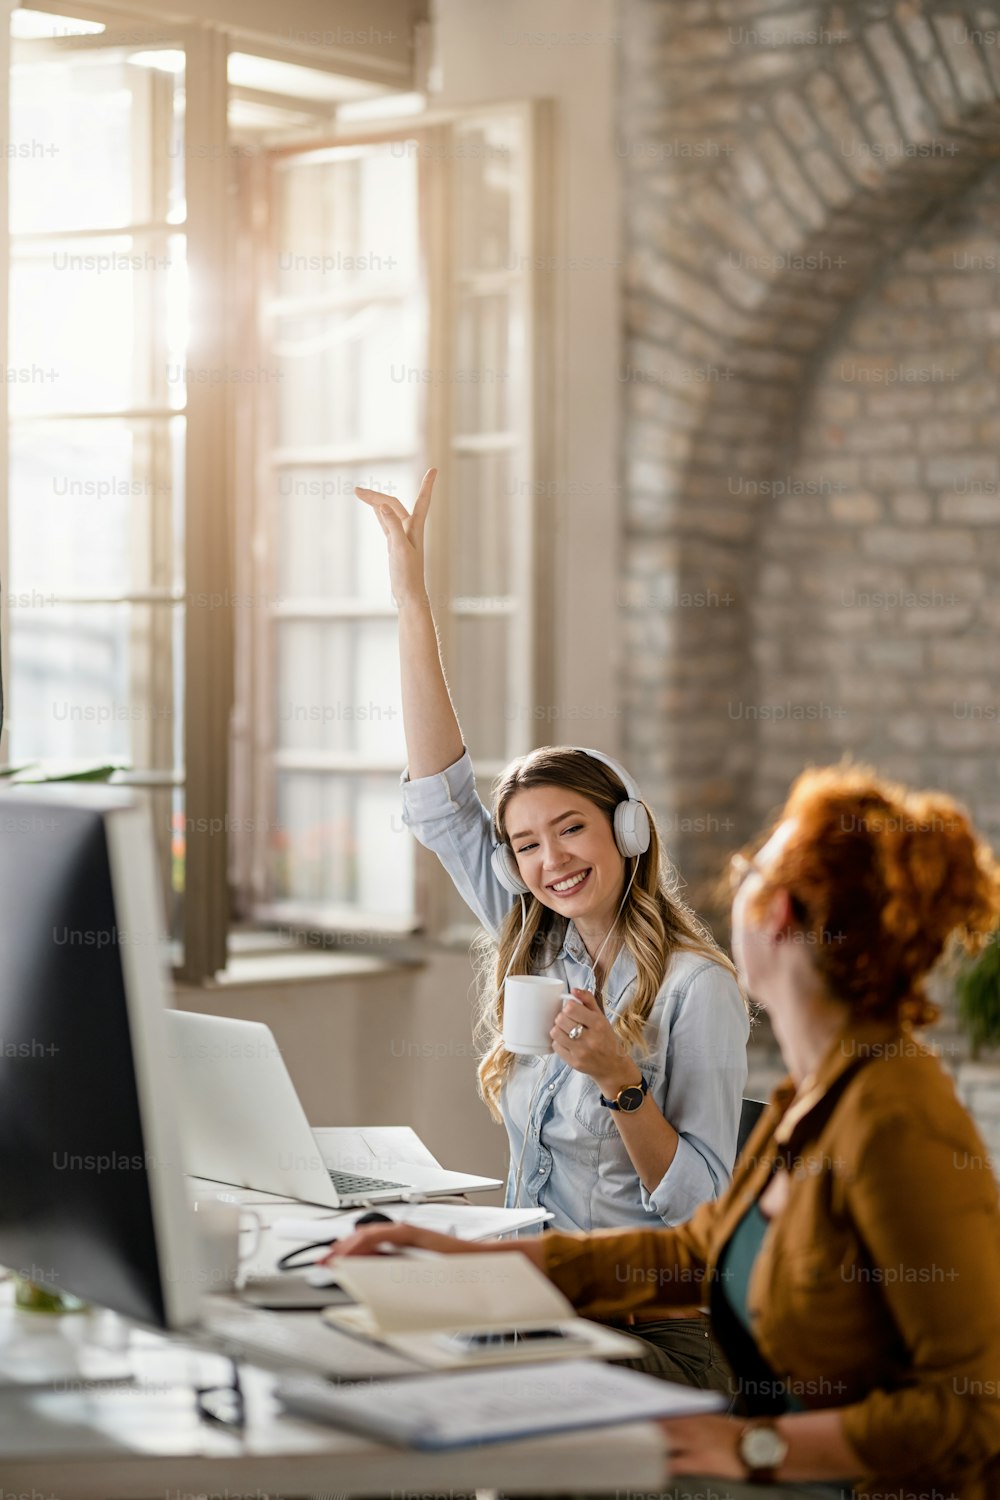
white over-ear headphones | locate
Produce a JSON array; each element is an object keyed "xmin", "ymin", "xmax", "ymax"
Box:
[{"xmin": 490, "ymin": 748, "xmax": 651, "ymax": 897}]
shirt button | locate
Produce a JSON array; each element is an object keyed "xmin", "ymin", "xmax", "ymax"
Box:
[{"xmin": 548, "ymin": 1083, "xmax": 556, "ymax": 1091}]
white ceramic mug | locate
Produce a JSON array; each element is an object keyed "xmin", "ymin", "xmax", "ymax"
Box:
[
  {"xmin": 502, "ymin": 975, "xmax": 570, "ymax": 1055},
  {"xmin": 192, "ymin": 1193, "xmax": 262, "ymax": 1293}
]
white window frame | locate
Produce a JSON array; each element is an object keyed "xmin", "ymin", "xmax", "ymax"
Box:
[
  {"xmin": 0, "ymin": 1, "xmax": 427, "ymax": 983},
  {"xmin": 231, "ymin": 100, "xmax": 555, "ymax": 946}
]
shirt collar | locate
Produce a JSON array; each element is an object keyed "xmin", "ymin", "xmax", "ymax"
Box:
[{"xmin": 559, "ymin": 922, "xmax": 636, "ymax": 1008}]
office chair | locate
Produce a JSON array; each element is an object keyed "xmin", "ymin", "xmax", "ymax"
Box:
[{"xmin": 737, "ymin": 1097, "xmax": 767, "ymax": 1158}]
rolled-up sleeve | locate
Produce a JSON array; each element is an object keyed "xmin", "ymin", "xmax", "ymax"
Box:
[
  {"xmin": 643, "ymin": 961, "xmax": 749, "ymax": 1225},
  {"xmin": 540, "ymin": 1197, "xmax": 721, "ymax": 1320},
  {"xmin": 401, "ymin": 750, "xmax": 514, "ymax": 938}
]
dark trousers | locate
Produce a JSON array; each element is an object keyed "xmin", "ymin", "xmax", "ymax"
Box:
[{"xmin": 611, "ymin": 1314, "xmax": 734, "ymax": 1400}]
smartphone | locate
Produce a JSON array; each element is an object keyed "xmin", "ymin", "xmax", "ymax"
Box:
[{"xmin": 436, "ymin": 1326, "xmax": 581, "ymax": 1352}]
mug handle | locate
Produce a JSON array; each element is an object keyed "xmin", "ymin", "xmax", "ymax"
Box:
[{"xmin": 237, "ymin": 1209, "xmax": 263, "ymax": 1264}]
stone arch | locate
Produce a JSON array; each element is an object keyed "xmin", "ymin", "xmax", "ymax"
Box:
[{"xmin": 620, "ymin": 4, "xmax": 1000, "ymax": 895}]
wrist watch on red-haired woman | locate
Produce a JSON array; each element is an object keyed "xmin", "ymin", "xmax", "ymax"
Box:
[{"xmin": 738, "ymin": 1419, "xmax": 789, "ymax": 1481}]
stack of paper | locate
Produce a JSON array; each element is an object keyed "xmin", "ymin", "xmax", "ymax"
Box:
[{"xmin": 271, "ymin": 1203, "xmax": 550, "ymax": 1244}]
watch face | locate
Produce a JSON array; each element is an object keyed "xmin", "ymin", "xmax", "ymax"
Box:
[
  {"xmin": 741, "ymin": 1425, "xmax": 787, "ymax": 1467},
  {"xmin": 617, "ymin": 1085, "xmax": 645, "ymax": 1112}
]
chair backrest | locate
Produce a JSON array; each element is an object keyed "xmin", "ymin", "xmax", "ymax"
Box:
[{"xmin": 737, "ymin": 1096, "xmax": 767, "ymax": 1157}]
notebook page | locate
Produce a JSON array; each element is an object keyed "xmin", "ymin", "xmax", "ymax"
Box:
[{"xmin": 332, "ymin": 1252, "xmax": 574, "ymax": 1334}]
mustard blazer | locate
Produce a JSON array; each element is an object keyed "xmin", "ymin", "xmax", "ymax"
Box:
[{"xmin": 540, "ymin": 1019, "xmax": 1000, "ymax": 1500}]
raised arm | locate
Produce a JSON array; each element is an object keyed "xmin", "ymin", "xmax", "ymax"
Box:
[{"xmin": 357, "ymin": 468, "xmax": 463, "ymax": 779}]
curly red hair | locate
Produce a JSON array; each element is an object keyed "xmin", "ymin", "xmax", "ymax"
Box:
[{"xmin": 747, "ymin": 765, "xmax": 1000, "ymax": 1028}]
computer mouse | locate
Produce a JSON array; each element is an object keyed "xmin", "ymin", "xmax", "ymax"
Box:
[{"xmin": 354, "ymin": 1210, "xmax": 394, "ymax": 1226}]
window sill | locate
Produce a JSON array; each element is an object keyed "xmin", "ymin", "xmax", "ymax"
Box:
[{"xmin": 176, "ymin": 949, "xmax": 422, "ymax": 990}]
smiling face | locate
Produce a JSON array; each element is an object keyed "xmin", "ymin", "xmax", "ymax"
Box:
[{"xmin": 503, "ymin": 783, "xmax": 626, "ymax": 931}]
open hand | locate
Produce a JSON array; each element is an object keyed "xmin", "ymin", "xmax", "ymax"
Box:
[{"xmin": 356, "ymin": 467, "xmax": 437, "ymax": 607}]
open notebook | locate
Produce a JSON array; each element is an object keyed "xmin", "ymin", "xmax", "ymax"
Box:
[{"xmin": 322, "ymin": 1252, "xmax": 643, "ymax": 1368}]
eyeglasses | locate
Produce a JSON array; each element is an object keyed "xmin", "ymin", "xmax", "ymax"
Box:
[
  {"xmin": 728, "ymin": 851, "xmax": 764, "ymax": 896},
  {"xmin": 195, "ymin": 1356, "xmax": 245, "ymax": 1430}
]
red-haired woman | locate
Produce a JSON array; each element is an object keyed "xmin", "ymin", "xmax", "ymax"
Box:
[{"xmin": 328, "ymin": 764, "xmax": 1000, "ymax": 1499}]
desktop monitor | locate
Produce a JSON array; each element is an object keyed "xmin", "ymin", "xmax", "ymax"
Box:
[{"xmin": 0, "ymin": 786, "xmax": 202, "ymax": 1328}]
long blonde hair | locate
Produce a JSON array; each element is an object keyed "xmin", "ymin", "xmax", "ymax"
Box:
[{"xmin": 474, "ymin": 747, "xmax": 740, "ymax": 1119}]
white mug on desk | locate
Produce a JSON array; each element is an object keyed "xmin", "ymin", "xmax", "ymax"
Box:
[
  {"xmin": 192, "ymin": 1194, "xmax": 262, "ymax": 1293},
  {"xmin": 502, "ymin": 976, "xmax": 569, "ymax": 1056}
]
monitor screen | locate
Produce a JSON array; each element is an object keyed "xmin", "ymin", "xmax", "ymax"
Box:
[{"xmin": 0, "ymin": 789, "xmax": 200, "ymax": 1328}]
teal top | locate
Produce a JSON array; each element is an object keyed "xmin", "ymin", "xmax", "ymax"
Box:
[
  {"xmin": 717, "ymin": 1200, "xmax": 804, "ymax": 1413},
  {"xmin": 717, "ymin": 1202, "xmax": 855, "ymax": 1500}
]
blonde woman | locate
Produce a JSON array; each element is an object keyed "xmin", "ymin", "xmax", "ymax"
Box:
[{"xmin": 357, "ymin": 469, "xmax": 749, "ymax": 1388}]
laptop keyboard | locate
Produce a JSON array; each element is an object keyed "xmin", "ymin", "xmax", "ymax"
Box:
[{"xmin": 327, "ymin": 1169, "xmax": 408, "ymax": 1196}]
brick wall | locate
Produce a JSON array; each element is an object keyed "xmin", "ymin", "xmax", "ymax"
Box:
[
  {"xmin": 753, "ymin": 167, "xmax": 1000, "ymax": 844},
  {"xmin": 619, "ymin": 0, "xmax": 1000, "ymax": 1140}
]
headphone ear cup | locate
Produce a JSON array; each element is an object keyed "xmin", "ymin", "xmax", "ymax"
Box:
[
  {"xmin": 614, "ymin": 800, "xmax": 650, "ymax": 859},
  {"xmin": 491, "ymin": 842, "xmax": 529, "ymax": 896}
]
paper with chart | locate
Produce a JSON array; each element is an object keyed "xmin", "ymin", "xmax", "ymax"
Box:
[{"xmin": 277, "ymin": 1357, "xmax": 725, "ymax": 1448}]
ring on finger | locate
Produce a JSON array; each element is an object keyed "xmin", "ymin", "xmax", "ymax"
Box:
[{"xmin": 568, "ymin": 1024, "xmax": 584, "ymax": 1041}]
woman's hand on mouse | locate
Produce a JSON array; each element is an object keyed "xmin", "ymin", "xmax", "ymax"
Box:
[
  {"xmin": 319, "ymin": 1224, "xmax": 457, "ymax": 1263},
  {"xmin": 318, "ymin": 1223, "xmax": 548, "ymax": 1269},
  {"xmin": 551, "ymin": 988, "xmax": 643, "ymax": 1100},
  {"xmin": 356, "ymin": 468, "xmax": 436, "ymax": 608}
]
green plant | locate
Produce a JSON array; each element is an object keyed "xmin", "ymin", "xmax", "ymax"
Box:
[{"xmin": 956, "ymin": 935, "xmax": 1000, "ymax": 1060}]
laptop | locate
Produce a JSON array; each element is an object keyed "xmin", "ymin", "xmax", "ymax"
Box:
[{"xmin": 166, "ymin": 1011, "xmax": 502, "ymax": 1208}]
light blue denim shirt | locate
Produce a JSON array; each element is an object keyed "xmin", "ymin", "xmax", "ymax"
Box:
[{"xmin": 402, "ymin": 749, "xmax": 749, "ymax": 1233}]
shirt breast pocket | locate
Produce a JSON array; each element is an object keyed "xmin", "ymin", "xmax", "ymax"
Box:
[{"xmin": 572, "ymin": 1078, "xmax": 619, "ymax": 1139}]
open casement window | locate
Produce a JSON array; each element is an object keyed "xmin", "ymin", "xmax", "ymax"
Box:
[
  {"xmin": 1, "ymin": 14, "xmax": 224, "ymax": 975},
  {"xmin": 0, "ymin": 6, "xmax": 400, "ymax": 983},
  {"xmin": 231, "ymin": 102, "xmax": 554, "ymax": 946}
]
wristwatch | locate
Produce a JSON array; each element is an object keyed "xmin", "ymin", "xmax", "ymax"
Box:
[
  {"xmin": 599, "ymin": 1074, "xmax": 648, "ymax": 1112},
  {"xmin": 738, "ymin": 1419, "xmax": 789, "ymax": 1482}
]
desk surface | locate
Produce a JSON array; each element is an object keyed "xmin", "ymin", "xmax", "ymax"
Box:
[
  {"xmin": 0, "ymin": 1347, "xmax": 666, "ymax": 1498},
  {"xmin": 0, "ymin": 1194, "xmax": 668, "ymax": 1497}
]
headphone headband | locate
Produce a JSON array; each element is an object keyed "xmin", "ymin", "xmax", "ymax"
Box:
[
  {"xmin": 490, "ymin": 746, "xmax": 650, "ymax": 896},
  {"xmin": 569, "ymin": 747, "xmax": 641, "ymax": 806}
]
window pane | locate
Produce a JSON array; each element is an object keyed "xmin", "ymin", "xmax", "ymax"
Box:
[
  {"xmin": 272, "ymin": 772, "xmax": 413, "ymax": 916},
  {"xmin": 453, "ymin": 290, "xmax": 519, "ymax": 434},
  {"xmin": 452, "ymin": 616, "xmax": 510, "ymax": 763},
  {"xmin": 9, "ymin": 50, "xmax": 184, "ymax": 234},
  {"xmin": 10, "ymin": 234, "xmax": 186, "ymax": 415},
  {"xmin": 276, "ymin": 620, "xmax": 405, "ymax": 761},
  {"xmin": 258, "ymin": 134, "xmax": 425, "ymax": 927},
  {"xmin": 275, "ymin": 460, "xmax": 412, "ymax": 603},
  {"xmin": 274, "ymin": 301, "xmax": 421, "ymax": 451},
  {"xmin": 453, "ymin": 117, "xmax": 522, "ymax": 275},
  {"xmin": 10, "ymin": 417, "xmax": 184, "ymax": 595},
  {"xmin": 275, "ymin": 144, "xmax": 418, "ymax": 300},
  {"xmin": 9, "ymin": 602, "xmax": 179, "ymax": 770},
  {"xmin": 453, "ymin": 451, "xmax": 514, "ymax": 599}
]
